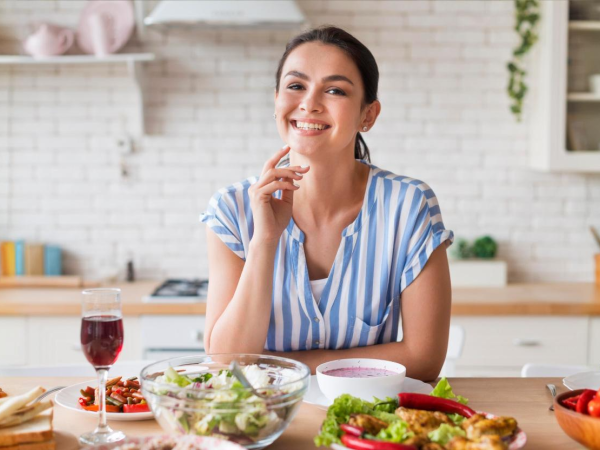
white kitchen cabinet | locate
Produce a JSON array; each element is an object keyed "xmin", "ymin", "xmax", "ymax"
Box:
[
  {"xmin": 530, "ymin": 0, "xmax": 600, "ymax": 172},
  {"xmin": 589, "ymin": 317, "xmax": 600, "ymax": 366},
  {"xmin": 27, "ymin": 316, "xmax": 142, "ymax": 366},
  {"xmin": 0, "ymin": 317, "xmax": 27, "ymax": 366},
  {"xmin": 140, "ymin": 315, "xmax": 205, "ymax": 359},
  {"xmin": 451, "ymin": 316, "xmax": 589, "ymax": 376}
]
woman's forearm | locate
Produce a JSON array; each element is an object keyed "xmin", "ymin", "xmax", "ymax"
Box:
[
  {"xmin": 264, "ymin": 341, "xmax": 444, "ymax": 382},
  {"xmin": 208, "ymin": 240, "xmax": 278, "ymax": 354}
]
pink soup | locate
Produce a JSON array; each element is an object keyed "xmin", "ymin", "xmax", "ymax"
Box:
[{"xmin": 322, "ymin": 367, "xmax": 399, "ymax": 378}]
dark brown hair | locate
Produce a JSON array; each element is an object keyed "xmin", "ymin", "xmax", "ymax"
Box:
[{"xmin": 275, "ymin": 26, "xmax": 379, "ymax": 162}]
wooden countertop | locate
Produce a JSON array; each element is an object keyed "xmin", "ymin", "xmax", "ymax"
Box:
[
  {"xmin": 0, "ymin": 280, "xmax": 599, "ymax": 316},
  {"xmin": 0, "ymin": 377, "xmax": 584, "ymax": 449}
]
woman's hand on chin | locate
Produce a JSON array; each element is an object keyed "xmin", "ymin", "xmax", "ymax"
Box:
[{"xmin": 249, "ymin": 145, "xmax": 310, "ymax": 245}]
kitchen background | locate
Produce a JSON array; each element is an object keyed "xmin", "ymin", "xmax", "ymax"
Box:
[{"xmin": 1, "ymin": 0, "xmax": 600, "ymax": 283}]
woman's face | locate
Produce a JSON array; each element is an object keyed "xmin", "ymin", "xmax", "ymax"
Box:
[{"xmin": 275, "ymin": 42, "xmax": 375, "ymax": 160}]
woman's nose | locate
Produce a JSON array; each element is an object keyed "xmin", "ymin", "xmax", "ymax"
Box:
[{"xmin": 300, "ymin": 90, "xmax": 323, "ymax": 113}]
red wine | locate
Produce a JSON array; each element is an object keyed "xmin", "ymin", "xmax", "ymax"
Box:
[{"xmin": 80, "ymin": 315, "xmax": 124, "ymax": 368}]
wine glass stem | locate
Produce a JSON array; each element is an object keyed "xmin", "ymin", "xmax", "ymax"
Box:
[{"xmin": 95, "ymin": 368, "xmax": 111, "ymax": 433}]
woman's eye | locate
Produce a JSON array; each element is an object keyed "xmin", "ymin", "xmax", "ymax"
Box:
[
  {"xmin": 287, "ymin": 84, "xmax": 303, "ymax": 90},
  {"xmin": 326, "ymin": 88, "xmax": 346, "ymax": 96}
]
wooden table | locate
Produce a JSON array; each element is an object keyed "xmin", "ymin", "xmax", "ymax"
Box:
[{"xmin": 0, "ymin": 377, "xmax": 584, "ymax": 449}]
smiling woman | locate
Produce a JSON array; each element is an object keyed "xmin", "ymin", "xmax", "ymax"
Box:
[{"xmin": 199, "ymin": 26, "xmax": 454, "ymax": 382}]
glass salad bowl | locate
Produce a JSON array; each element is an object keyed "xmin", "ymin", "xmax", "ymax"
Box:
[{"xmin": 140, "ymin": 354, "xmax": 310, "ymax": 449}]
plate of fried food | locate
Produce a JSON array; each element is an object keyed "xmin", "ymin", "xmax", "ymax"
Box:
[{"xmin": 315, "ymin": 378, "xmax": 526, "ymax": 450}]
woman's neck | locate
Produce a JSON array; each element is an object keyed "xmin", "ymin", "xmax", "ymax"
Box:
[{"xmin": 290, "ymin": 152, "xmax": 369, "ymax": 225}]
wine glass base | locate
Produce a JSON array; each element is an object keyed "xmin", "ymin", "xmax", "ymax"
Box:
[{"xmin": 79, "ymin": 429, "xmax": 126, "ymax": 446}]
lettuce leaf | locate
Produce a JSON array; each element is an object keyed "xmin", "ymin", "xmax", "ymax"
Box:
[
  {"xmin": 427, "ymin": 423, "xmax": 466, "ymax": 445},
  {"xmin": 314, "ymin": 394, "xmax": 374, "ymax": 447},
  {"xmin": 431, "ymin": 377, "xmax": 468, "ymax": 405},
  {"xmin": 164, "ymin": 367, "xmax": 191, "ymax": 387},
  {"xmin": 375, "ymin": 420, "xmax": 414, "ymax": 443}
]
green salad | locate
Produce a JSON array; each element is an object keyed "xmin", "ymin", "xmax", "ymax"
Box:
[
  {"xmin": 314, "ymin": 378, "xmax": 470, "ymax": 447},
  {"xmin": 148, "ymin": 364, "xmax": 305, "ymax": 445}
]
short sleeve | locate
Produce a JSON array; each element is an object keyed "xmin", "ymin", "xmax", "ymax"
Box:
[
  {"xmin": 400, "ymin": 185, "xmax": 453, "ymax": 292},
  {"xmin": 200, "ymin": 190, "xmax": 247, "ymax": 260}
]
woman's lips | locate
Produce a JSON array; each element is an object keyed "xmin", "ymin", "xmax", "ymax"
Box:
[{"xmin": 290, "ymin": 120, "xmax": 331, "ymax": 136}]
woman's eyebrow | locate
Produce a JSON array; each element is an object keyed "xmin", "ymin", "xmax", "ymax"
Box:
[{"xmin": 284, "ymin": 70, "xmax": 354, "ymax": 86}]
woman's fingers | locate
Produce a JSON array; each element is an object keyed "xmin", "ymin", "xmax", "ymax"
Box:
[
  {"xmin": 254, "ymin": 180, "xmax": 299, "ymax": 199},
  {"xmin": 254, "ymin": 167, "xmax": 307, "ymax": 190},
  {"xmin": 262, "ymin": 145, "xmax": 290, "ymax": 174}
]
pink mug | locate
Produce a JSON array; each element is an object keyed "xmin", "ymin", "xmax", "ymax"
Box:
[{"xmin": 23, "ymin": 23, "xmax": 74, "ymax": 57}]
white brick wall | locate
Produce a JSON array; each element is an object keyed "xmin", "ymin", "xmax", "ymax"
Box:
[{"xmin": 2, "ymin": 0, "xmax": 600, "ymax": 282}]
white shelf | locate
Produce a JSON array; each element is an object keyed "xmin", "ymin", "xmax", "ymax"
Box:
[
  {"xmin": 0, "ymin": 53, "xmax": 154, "ymax": 65},
  {"xmin": 568, "ymin": 20, "xmax": 600, "ymax": 31},
  {"xmin": 567, "ymin": 93, "xmax": 600, "ymax": 102},
  {"xmin": 0, "ymin": 53, "xmax": 155, "ymax": 136}
]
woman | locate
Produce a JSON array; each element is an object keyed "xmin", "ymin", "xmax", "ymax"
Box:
[{"xmin": 200, "ymin": 26, "xmax": 453, "ymax": 381}]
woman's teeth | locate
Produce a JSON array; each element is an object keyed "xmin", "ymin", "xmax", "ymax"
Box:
[{"xmin": 294, "ymin": 121, "xmax": 329, "ymax": 130}]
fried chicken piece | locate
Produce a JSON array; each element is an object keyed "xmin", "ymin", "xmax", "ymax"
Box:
[
  {"xmin": 348, "ymin": 413, "xmax": 389, "ymax": 435},
  {"xmin": 461, "ymin": 414, "xmax": 517, "ymax": 440},
  {"xmin": 402, "ymin": 435, "xmax": 431, "ymax": 448},
  {"xmin": 421, "ymin": 443, "xmax": 445, "ymax": 450},
  {"xmin": 395, "ymin": 406, "xmax": 454, "ymax": 437},
  {"xmin": 446, "ymin": 435, "xmax": 507, "ymax": 450}
]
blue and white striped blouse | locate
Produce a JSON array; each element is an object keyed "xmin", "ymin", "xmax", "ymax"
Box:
[{"xmin": 200, "ymin": 161, "xmax": 453, "ymax": 352}]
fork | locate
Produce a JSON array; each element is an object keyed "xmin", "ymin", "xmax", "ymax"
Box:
[
  {"xmin": 33, "ymin": 386, "xmax": 66, "ymax": 403},
  {"xmin": 547, "ymin": 384, "xmax": 557, "ymax": 411}
]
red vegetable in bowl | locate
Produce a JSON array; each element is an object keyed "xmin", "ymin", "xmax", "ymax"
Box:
[
  {"xmin": 589, "ymin": 398, "xmax": 600, "ymax": 418},
  {"xmin": 397, "ymin": 393, "xmax": 476, "ymax": 418},
  {"xmin": 576, "ymin": 390, "xmax": 596, "ymax": 414}
]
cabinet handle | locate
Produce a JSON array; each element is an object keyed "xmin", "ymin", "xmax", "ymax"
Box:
[
  {"xmin": 191, "ymin": 330, "xmax": 204, "ymax": 343},
  {"xmin": 512, "ymin": 338, "xmax": 541, "ymax": 347}
]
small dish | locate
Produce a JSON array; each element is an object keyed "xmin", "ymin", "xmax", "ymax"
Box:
[
  {"xmin": 316, "ymin": 358, "xmax": 406, "ymax": 402},
  {"xmin": 563, "ymin": 371, "xmax": 600, "ymax": 391},
  {"xmin": 304, "ymin": 374, "xmax": 432, "ymax": 410},
  {"xmin": 554, "ymin": 389, "xmax": 600, "ymax": 450},
  {"xmin": 55, "ymin": 380, "xmax": 154, "ymax": 421}
]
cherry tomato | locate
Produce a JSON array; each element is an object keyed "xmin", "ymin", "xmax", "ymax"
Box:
[{"xmin": 588, "ymin": 399, "xmax": 600, "ymax": 418}]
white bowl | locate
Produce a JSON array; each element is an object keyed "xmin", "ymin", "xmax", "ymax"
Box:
[{"xmin": 316, "ymin": 358, "xmax": 406, "ymax": 402}]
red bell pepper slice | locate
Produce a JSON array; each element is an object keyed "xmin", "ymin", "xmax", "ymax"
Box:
[
  {"xmin": 340, "ymin": 434, "xmax": 416, "ymax": 450},
  {"xmin": 562, "ymin": 394, "xmax": 581, "ymax": 411},
  {"xmin": 397, "ymin": 393, "xmax": 476, "ymax": 418},
  {"xmin": 576, "ymin": 389, "xmax": 596, "ymax": 415},
  {"xmin": 123, "ymin": 403, "xmax": 150, "ymax": 413},
  {"xmin": 83, "ymin": 404, "xmax": 120, "ymax": 413}
]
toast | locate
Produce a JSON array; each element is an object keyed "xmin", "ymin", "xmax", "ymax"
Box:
[
  {"xmin": 0, "ymin": 440, "xmax": 55, "ymax": 450},
  {"xmin": 0, "ymin": 410, "xmax": 53, "ymax": 448}
]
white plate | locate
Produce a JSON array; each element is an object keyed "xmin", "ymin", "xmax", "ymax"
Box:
[
  {"xmin": 303, "ymin": 375, "xmax": 433, "ymax": 410},
  {"xmin": 563, "ymin": 371, "xmax": 600, "ymax": 391},
  {"xmin": 55, "ymin": 380, "xmax": 154, "ymax": 421}
]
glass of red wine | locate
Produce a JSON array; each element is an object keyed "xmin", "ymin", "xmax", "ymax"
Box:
[{"xmin": 79, "ymin": 288, "xmax": 126, "ymax": 446}]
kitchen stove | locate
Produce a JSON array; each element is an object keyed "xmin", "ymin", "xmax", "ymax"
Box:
[{"xmin": 142, "ymin": 279, "xmax": 207, "ymax": 303}]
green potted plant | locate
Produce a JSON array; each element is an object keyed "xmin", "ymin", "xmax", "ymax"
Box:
[{"xmin": 448, "ymin": 236, "xmax": 507, "ymax": 287}]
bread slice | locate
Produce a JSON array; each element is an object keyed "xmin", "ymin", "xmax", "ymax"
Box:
[
  {"xmin": 0, "ymin": 410, "xmax": 53, "ymax": 447},
  {"xmin": 0, "ymin": 440, "xmax": 55, "ymax": 450}
]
